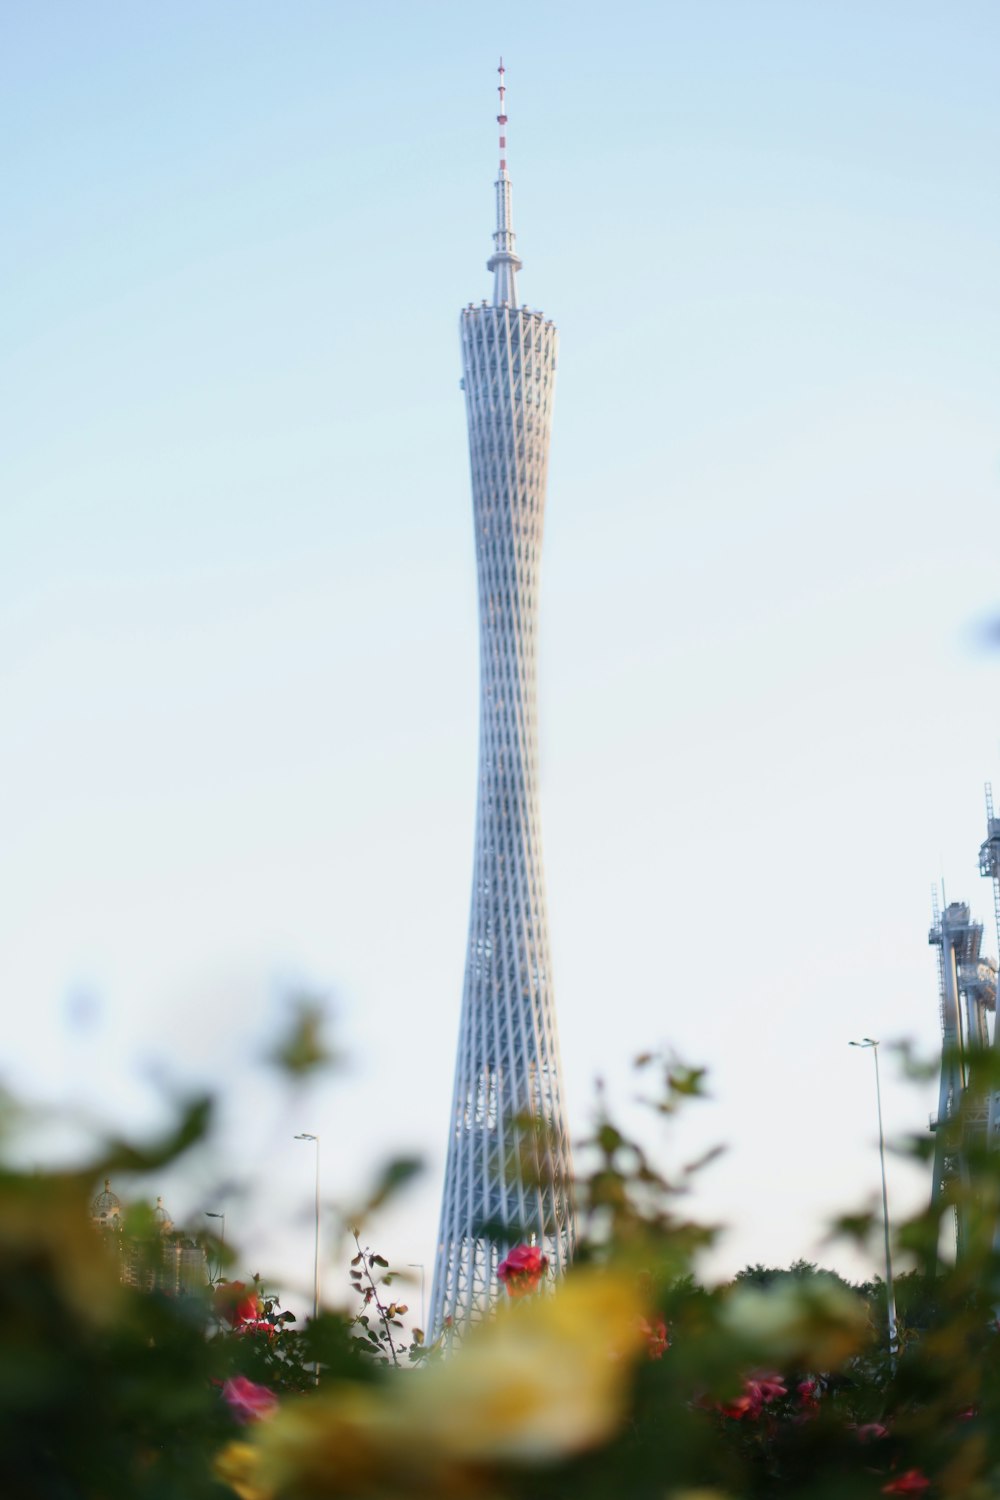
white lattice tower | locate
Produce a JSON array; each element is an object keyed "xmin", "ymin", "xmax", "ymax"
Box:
[{"xmin": 429, "ymin": 63, "xmax": 575, "ymax": 1340}]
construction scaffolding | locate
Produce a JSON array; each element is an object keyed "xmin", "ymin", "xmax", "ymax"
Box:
[{"xmin": 927, "ymin": 784, "xmax": 1000, "ymax": 1263}]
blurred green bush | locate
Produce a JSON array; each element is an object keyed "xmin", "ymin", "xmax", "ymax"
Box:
[{"xmin": 5, "ymin": 1039, "xmax": 1000, "ymax": 1498}]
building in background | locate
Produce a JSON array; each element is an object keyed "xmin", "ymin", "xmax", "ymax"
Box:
[
  {"xmin": 430, "ymin": 64, "xmax": 575, "ymax": 1337},
  {"xmin": 89, "ymin": 1179, "xmax": 208, "ymax": 1294}
]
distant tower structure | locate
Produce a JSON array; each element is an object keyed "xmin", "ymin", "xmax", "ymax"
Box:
[
  {"xmin": 928, "ymin": 889, "xmax": 998, "ymax": 1260},
  {"xmin": 979, "ymin": 784, "xmax": 1000, "ymax": 1149},
  {"xmin": 430, "ymin": 62, "xmax": 575, "ymax": 1339},
  {"xmin": 90, "ymin": 1178, "xmax": 123, "ymax": 1232}
]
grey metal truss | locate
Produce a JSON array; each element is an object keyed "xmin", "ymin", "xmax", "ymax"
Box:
[{"xmin": 928, "ymin": 888, "xmax": 998, "ymax": 1262}]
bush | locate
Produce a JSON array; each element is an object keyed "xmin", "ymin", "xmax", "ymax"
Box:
[{"xmin": 5, "ymin": 1043, "xmax": 1000, "ymax": 1498}]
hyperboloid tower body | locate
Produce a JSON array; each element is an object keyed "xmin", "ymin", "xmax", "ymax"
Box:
[{"xmin": 429, "ymin": 64, "xmax": 575, "ymax": 1338}]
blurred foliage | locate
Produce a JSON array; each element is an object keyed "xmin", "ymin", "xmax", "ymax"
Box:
[
  {"xmin": 9, "ymin": 1032, "xmax": 1000, "ymax": 1497},
  {"xmin": 264, "ymin": 997, "xmax": 339, "ymax": 1080}
]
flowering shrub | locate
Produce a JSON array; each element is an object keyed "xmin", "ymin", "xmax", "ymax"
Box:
[{"xmin": 7, "ymin": 1031, "xmax": 1000, "ymax": 1497}]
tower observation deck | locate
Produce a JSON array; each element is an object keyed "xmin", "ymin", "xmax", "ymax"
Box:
[{"xmin": 429, "ymin": 63, "xmax": 575, "ymax": 1338}]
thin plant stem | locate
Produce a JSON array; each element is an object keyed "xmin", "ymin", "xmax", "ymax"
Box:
[{"xmin": 353, "ymin": 1230, "xmax": 400, "ymax": 1369}]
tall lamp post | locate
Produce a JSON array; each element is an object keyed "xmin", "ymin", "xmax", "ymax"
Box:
[
  {"xmin": 850, "ymin": 1038, "xmax": 898, "ymax": 1356},
  {"xmin": 407, "ymin": 1263, "xmax": 426, "ymax": 1333},
  {"xmin": 294, "ymin": 1133, "xmax": 321, "ymax": 1323}
]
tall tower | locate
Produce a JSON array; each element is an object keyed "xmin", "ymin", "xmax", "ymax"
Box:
[
  {"xmin": 429, "ymin": 63, "xmax": 575, "ymax": 1338},
  {"xmin": 980, "ymin": 784, "xmax": 1000, "ymax": 1151}
]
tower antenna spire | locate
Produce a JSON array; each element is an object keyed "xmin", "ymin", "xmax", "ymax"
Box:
[
  {"xmin": 497, "ymin": 55, "xmax": 508, "ymax": 174},
  {"xmin": 487, "ymin": 56, "xmax": 522, "ymax": 305}
]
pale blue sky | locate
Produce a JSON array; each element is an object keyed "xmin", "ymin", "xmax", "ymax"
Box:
[{"xmin": 2, "ymin": 2, "xmax": 999, "ymax": 1305}]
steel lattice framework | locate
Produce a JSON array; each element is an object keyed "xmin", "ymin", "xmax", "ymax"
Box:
[
  {"xmin": 429, "ymin": 64, "xmax": 575, "ymax": 1340},
  {"xmin": 927, "ymin": 870, "xmax": 999, "ymax": 1266}
]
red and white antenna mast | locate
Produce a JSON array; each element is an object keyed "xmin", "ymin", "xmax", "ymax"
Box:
[
  {"xmin": 487, "ymin": 56, "xmax": 522, "ymax": 305},
  {"xmin": 497, "ymin": 56, "xmax": 508, "ymax": 174}
]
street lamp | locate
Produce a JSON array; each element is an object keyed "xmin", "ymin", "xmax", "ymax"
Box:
[
  {"xmin": 407, "ymin": 1263, "xmax": 426, "ymax": 1332},
  {"xmin": 294, "ymin": 1134, "xmax": 321, "ymax": 1323},
  {"xmin": 205, "ymin": 1211, "xmax": 226, "ymax": 1285},
  {"xmin": 850, "ymin": 1038, "xmax": 899, "ymax": 1356}
]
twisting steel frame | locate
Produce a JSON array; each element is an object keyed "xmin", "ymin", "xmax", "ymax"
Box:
[{"xmin": 429, "ymin": 63, "xmax": 575, "ymax": 1339}]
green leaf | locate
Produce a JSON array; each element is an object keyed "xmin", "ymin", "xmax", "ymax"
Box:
[
  {"xmin": 266, "ymin": 998, "xmax": 337, "ymax": 1078},
  {"xmin": 102, "ymin": 1094, "xmax": 214, "ymax": 1173},
  {"xmin": 830, "ymin": 1211, "xmax": 876, "ymax": 1244},
  {"xmin": 362, "ymin": 1157, "xmax": 424, "ymax": 1214},
  {"xmin": 668, "ymin": 1065, "xmax": 708, "ymax": 1098},
  {"xmin": 682, "ymin": 1144, "xmax": 726, "ymax": 1175}
]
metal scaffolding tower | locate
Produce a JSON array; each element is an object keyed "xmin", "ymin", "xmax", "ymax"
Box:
[
  {"xmin": 429, "ymin": 64, "xmax": 575, "ymax": 1340},
  {"xmin": 928, "ymin": 885, "xmax": 998, "ymax": 1261},
  {"xmin": 980, "ymin": 784, "xmax": 1000, "ymax": 1157}
]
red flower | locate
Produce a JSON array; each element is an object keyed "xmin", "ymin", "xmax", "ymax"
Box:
[
  {"xmin": 637, "ymin": 1316, "xmax": 670, "ymax": 1359},
  {"xmin": 222, "ymin": 1376, "xmax": 279, "ymax": 1424},
  {"xmin": 497, "ymin": 1243, "xmax": 549, "ymax": 1298},
  {"xmin": 213, "ymin": 1280, "xmax": 263, "ymax": 1328},
  {"xmin": 797, "ymin": 1378, "xmax": 820, "ymax": 1412},
  {"xmin": 882, "ymin": 1471, "xmax": 930, "ymax": 1495},
  {"xmin": 718, "ymin": 1393, "xmax": 756, "ymax": 1420}
]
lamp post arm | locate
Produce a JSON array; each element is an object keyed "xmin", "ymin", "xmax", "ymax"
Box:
[{"xmin": 313, "ymin": 1139, "xmax": 321, "ymax": 1323}]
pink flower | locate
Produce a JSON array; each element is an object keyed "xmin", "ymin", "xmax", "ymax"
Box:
[
  {"xmin": 853, "ymin": 1422, "xmax": 890, "ymax": 1443},
  {"xmin": 637, "ymin": 1316, "xmax": 670, "ymax": 1359},
  {"xmin": 719, "ymin": 1372, "xmax": 786, "ymax": 1419},
  {"xmin": 497, "ymin": 1243, "xmax": 549, "ymax": 1298},
  {"xmin": 882, "ymin": 1471, "xmax": 930, "ymax": 1495},
  {"xmin": 748, "ymin": 1372, "xmax": 787, "ymax": 1404},
  {"xmin": 222, "ymin": 1376, "xmax": 279, "ymax": 1424},
  {"xmin": 797, "ymin": 1378, "xmax": 820, "ymax": 1412}
]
